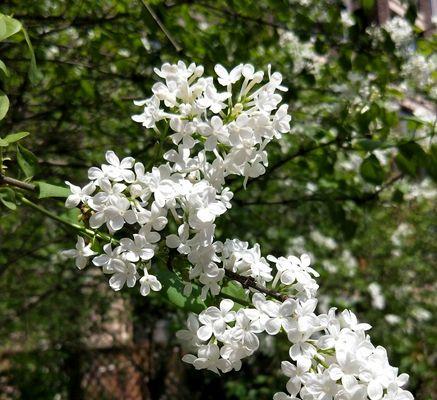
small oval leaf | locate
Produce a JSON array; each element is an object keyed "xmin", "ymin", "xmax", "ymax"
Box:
[
  {"xmin": 17, "ymin": 144, "xmax": 39, "ymax": 178},
  {"xmin": 360, "ymin": 154, "xmax": 385, "ymax": 185},
  {"xmin": 0, "ymin": 90, "xmax": 10, "ymax": 120}
]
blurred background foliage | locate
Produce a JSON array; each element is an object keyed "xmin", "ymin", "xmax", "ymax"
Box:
[{"xmin": 0, "ymin": 0, "xmax": 436, "ymax": 399}]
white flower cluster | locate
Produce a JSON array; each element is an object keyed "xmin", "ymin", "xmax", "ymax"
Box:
[
  {"xmin": 63, "ymin": 61, "xmax": 290, "ymax": 296},
  {"xmin": 383, "ymin": 17, "xmax": 413, "ymax": 48},
  {"xmin": 401, "ymin": 54, "xmax": 435, "ymax": 89},
  {"xmin": 178, "ymin": 281, "xmax": 413, "ymax": 400},
  {"xmin": 63, "ymin": 61, "xmax": 413, "ymax": 399},
  {"xmin": 278, "ymin": 30, "xmax": 324, "ymax": 75}
]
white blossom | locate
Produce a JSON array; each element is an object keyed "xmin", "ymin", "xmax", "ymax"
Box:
[
  {"xmin": 65, "ymin": 61, "xmax": 414, "ymax": 400},
  {"xmin": 139, "ymin": 269, "xmax": 162, "ymax": 296},
  {"xmin": 62, "ymin": 236, "xmax": 96, "ymax": 269}
]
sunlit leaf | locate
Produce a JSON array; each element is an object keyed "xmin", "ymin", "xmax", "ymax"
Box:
[
  {"xmin": 0, "ymin": 90, "xmax": 9, "ymax": 120},
  {"xmin": 0, "ymin": 132, "xmax": 30, "ymax": 146},
  {"xmin": 37, "ymin": 182, "xmax": 71, "ymax": 199},
  {"xmin": 0, "ymin": 59, "xmax": 8, "ymax": 78},
  {"xmin": 0, "ymin": 14, "xmax": 22, "ymax": 41},
  {"xmin": 0, "ymin": 187, "xmax": 16, "ymax": 210}
]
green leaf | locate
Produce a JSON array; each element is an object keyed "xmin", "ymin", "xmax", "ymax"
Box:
[
  {"xmin": 361, "ymin": 0, "xmax": 375, "ymax": 11},
  {"xmin": 355, "ymin": 139, "xmax": 384, "ymax": 152},
  {"xmin": 395, "ymin": 142, "xmax": 427, "ymax": 177},
  {"xmin": 0, "ymin": 14, "xmax": 22, "ymax": 42},
  {"xmin": 360, "ymin": 154, "xmax": 385, "ymax": 184},
  {"xmin": 426, "ymin": 144, "xmax": 437, "ymax": 182},
  {"xmin": 395, "ymin": 153, "xmax": 415, "ymax": 176},
  {"xmin": 0, "ymin": 59, "xmax": 8, "ymax": 78},
  {"xmin": 17, "ymin": 144, "xmax": 39, "ymax": 178},
  {"xmin": 0, "ymin": 187, "xmax": 16, "ymax": 210},
  {"xmin": 399, "ymin": 142, "xmax": 427, "ymax": 161},
  {"xmin": 392, "ymin": 189, "xmax": 404, "ymax": 203},
  {"xmin": 37, "ymin": 182, "xmax": 70, "ymax": 199},
  {"xmin": 0, "ymin": 15, "xmax": 40, "ymax": 83},
  {"xmin": 0, "ymin": 17, "xmax": 5, "ymax": 39},
  {"xmin": 0, "ymin": 132, "xmax": 30, "ymax": 146},
  {"xmin": 0, "ymin": 90, "xmax": 9, "ymax": 120},
  {"xmin": 60, "ymin": 207, "xmax": 81, "ymax": 224},
  {"xmin": 80, "ymin": 80, "xmax": 95, "ymax": 98},
  {"xmin": 156, "ymin": 266, "xmax": 207, "ymax": 313},
  {"xmin": 21, "ymin": 26, "xmax": 41, "ymax": 84},
  {"xmin": 221, "ymin": 281, "xmax": 249, "ymax": 309}
]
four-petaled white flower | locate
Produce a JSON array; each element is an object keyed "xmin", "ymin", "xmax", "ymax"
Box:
[
  {"xmin": 62, "ymin": 236, "xmax": 96, "ymax": 269},
  {"xmin": 65, "ymin": 181, "xmax": 96, "ymax": 208},
  {"xmin": 120, "ymin": 234, "xmax": 155, "ymax": 262},
  {"xmin": 139, "ymin": 270, "xmax": 162, "ymax": 296},
  {"xmin": 108, "ymin": 260, "xmax": 139, "ymax": 291},
  {"xmin": 197, "ymin": 299, "xmax": 236, "ymax": 340},
  {"xmin": 265, "ymin": 299, "xmax": 297, "ymax": 335},
  {"xmin": 214, "ymin": 64, "xmax": 242, "ymax": 86}
]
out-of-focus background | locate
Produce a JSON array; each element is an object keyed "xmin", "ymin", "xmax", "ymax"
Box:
[{"xmin": 0, "ymin": 0, "xmax": 436, "ymax": 399}]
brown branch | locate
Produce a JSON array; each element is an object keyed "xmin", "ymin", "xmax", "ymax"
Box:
[
  {"xmin": 224, "ymin": 269, "xmax": 287, "ymax": 302},
  {"xmin": 0, "ymin": 173, "xmax": 36, "ymax": 191}
]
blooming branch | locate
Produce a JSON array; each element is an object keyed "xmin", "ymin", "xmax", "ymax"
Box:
[{"xmin": 62, "ymin": 61, "xmax": 414, "ymax": 400}]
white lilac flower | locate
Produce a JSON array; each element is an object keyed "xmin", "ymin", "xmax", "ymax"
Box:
[
  {"xmin": 166, "ymin": 223, "xmax": 191, "ymax": 254},
  {"xmin": 280, "ymin": 359, "xmax": 310, "ymax": 397},
  {"xmin": 139, "ymin": 270, "xmax": 162, "ymax": 296},
  {"xmin": 368, "ymin": 282, "xmax": 386, "ymax": 310},
  {"xmin": 301, "ymin": 370, "xmax": 341, "ymax": 400},
  {"xmin": 264, "ymin": 299, "xmax": 297, "ymax": 335},
  {"xmin": 62, "ymin": 236, "xmax": 96, "ymax": 269},
  {"xmin": 340, "ymin": 310, "xmax": 372, "ymax": 332},
  {"xmin": 384, "ymin": 17, "xmax": 413, "ymax": 48},
  {"xmin": 214, "ymin": 64, "xmax": 242, "ymax": 86},
  {"xmin": 65, "ymin": 181, "xmax": 96, "ymax": 208},
  {"xmin": 108, "ymin": 260, "xmax": 139, "ymax": 291},
  {"xmin": 273, "ymin": 391, "xmax": 298, "ymax": 400},
  {"xmin": 197, "ymin": 299, "xmax": 235, "ymax": 340},
  {"xmin": 120, "ymin": 234, "xmax": 155, "ymax": 262},
  {"xmin": 92, "ymin": 243, "xmax": 122, "ymax": 273},
  {"xmin": 176, "ymin": 313, "xmax": 202, "ymax": 346},
  {"xmin": 287, "ymin": 326, "xmax": 317, "ymax": 360},
  {"xmin": 230, "ymin": 310, "xmax": 261, "ymax": 351},
  {"xmin": 183, "ymin": 343, "xmax": 232, "ymax": 374},
  {"xmin": 89, "ymin": 202, "xmax": 130, "ymax": 232},
  {"xmin": 131, "ymin": 97, "xmax": 165, "ymax": 128},
  {"xmin": 103, "ymin": 150, "xmax": 135, "ymax": 183}
]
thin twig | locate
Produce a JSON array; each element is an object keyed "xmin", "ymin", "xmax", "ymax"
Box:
[
  {"xmin": 168, "ymin": 0, "xmax": 285, "ymax": 30},
  {"xmin": 236, "ymin": 173, "xmax": 404, "ymax": 207},
  {"xmin": 0, "ymin": 173, "xmax": 36, "ymax": 191},
  {"xmin": 17, "ymin": 194, "xmax": 115, "ymax": 243},
  {"xmin": 140, "ymin": 0, "xmax": 182, "ymax": 52},
  {"xmin": 233, "ymin": 139, "xmax": 338, "ymax": 194},
  {"xmin": 224, "ymin": 269, "xmax": 287, "ymax": 302}
]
